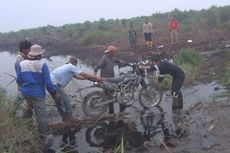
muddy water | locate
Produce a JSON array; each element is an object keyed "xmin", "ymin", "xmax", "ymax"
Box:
[
  {"xmin": 47, "ymin": 81, "xmax": 227, "ymax": 153},
  {"xmin": 0, "ymin": 52, "xmax": 227, "ymax": 152}
]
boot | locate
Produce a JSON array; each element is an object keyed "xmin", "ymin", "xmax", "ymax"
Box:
[
  {"xmin": 146, "ymin": 41, "xmax": 149, "ymax": 48},
  {"xmin": 150, "ymin": 41, "xmax": 153, "ymax": 48},
  {"xmin": 172, "ymin": 96, "xmax": 179, "ymax": 112}
]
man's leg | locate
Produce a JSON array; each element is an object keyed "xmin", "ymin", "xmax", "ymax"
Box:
[
  {"xmin": 33, "ymin": 97, "xmax": 48, "ymax": 136},
  {"xmin": 54, "ymin": 86, "xmax": 66, "ymax": 119},
  {"xmin": 119, "ymin": 104, "xmax": 126, "ymax": 112},
  {"xmin": 175, "ymin": 30, "xmax": 179, "ymax": 43},
  {"xmin": 171, "ymin": 76, "xmax": 184, "ymax": 111},
  {"xmin": 57, "ymin": 87, "xmax": 73, "ymax": 120},
  {"xmin": 108, "ymin": 103, "xmax": 115, "ymax": 114},
  {"xmin": 170, "ymin": 31, "xmax": 174, "ymax": 44},
  {"xmin": 23, "ymin": 97, "xmax": 34, "ymax": 119}
]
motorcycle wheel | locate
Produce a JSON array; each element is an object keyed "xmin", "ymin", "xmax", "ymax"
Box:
[
  {"xmin": 85, "ymin": 122, "xmax": 109, "ymax": 147},
  {"xmin": 139, "ymin": 85, "xmax": 163, "ymax": 108},
  {"xmin": 82, "ymin": 90, "xmax": 108, "ymax": 117}
]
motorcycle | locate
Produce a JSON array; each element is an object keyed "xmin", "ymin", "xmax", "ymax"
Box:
[{"xmin": 82, "ymin": 62, "xmax": 163, "ymax": 117}]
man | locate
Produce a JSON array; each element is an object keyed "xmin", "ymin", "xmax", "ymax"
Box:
[
  {"xmin": 16, "ymin": 44, "xmax": 57, "ymax": 137},
  {"xmin": 142, "ymin": 17, "xmax": 153, "ymax": 49},
  {"xmin": 15, "ymin": 40, "xmax": 33, "ymax": 73},
  {"xmin": 128, "ymin": 24, "xmax": 138, "ymax": 51},
  {"xmin": 15, "ymin": 40, "xmax": 33, "ymax": 102},
  {"xmin": 94, "ymin": 45, "xmax": 127, "ymax": 114},
  {"xmin": 145, "ymin": 55, "xmax": 185, "ymax": 111},
  {"xmin": 50, "ymin": 56, "xmax": 101, "ymax": 121},
  {"xmin": 168, "ymin": 17, "xmax": 180, "ymax": 44}
]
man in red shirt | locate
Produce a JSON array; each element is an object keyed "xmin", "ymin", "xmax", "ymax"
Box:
[{"xmin": 168, "ymin": 17, "xmax": 180, "ymax": 44}]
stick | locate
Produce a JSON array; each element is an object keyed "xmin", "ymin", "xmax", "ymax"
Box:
[
  {"xmin": 159, "ymin": 138, "xmax": 172, "ymax": 153},
  {"xmin": 4, "ymin": 72, "xmax": 16, "ymax": 79}
]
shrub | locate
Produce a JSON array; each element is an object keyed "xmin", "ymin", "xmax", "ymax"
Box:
[
  {"xmin": 174, "ymin": 48, "xmax": 203, "ymax": 83},
  {"xmin": 79, "ymin": 30, "xmax": 123, "ymax": 46}
]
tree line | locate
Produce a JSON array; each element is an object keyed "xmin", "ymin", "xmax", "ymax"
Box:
[{"xmin": 0, "ymin": 5, "xmax": 230, "ymax": 53}]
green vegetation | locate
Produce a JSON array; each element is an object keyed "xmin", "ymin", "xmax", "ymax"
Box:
[
  {"xmin": 219, "ymin": 54, "xmax": 230, "ymax": 86},
  {"xmin": 175, "ymin": 48, "xmax": 203, "ymax": 83},
  {"xmin": 0, "ymin": 88, "xmax": 41, "ymax": 153},
  {"xmin": 79, "ymin": 30, "xmax": 125, "ymax": 46},
  {"xmin": 0, "ymin": 5, "xmax": 230, "ymax": 51},
  {"xmin": 156, "ymin": 48, "xmax": 203, "ymax": 90}
]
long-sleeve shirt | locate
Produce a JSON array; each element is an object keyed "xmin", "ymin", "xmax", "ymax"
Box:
[
  {"xmin": 94, "ymin": 54, "xmax": 122, "ymax": 78},
  {"xmin": 16, "ymin": 59, "xmax": 56, "ymax": 99},
  {"xmin": 150, "ymin": 60, "xmax": 185, "ymax": 82}
]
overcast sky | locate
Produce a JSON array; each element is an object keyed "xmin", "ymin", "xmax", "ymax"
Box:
[{"xmin": 0, "ymin": 0, "xmax": 229, "ymax": 33}]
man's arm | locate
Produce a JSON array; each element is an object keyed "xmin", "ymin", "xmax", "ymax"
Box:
[
  {"xmin": 113, "ymin": 57, "xmax": 128, "ymax": 68},
  {"xmin": 79, "ymin": 72, "xmax": 101, "ymax": 82},
  {"xmin": 73, "ymin": 74, "xmax": 85, "ymax": 80},
  {"xmin": 94, "ymin": 56, "xmax": 106, "ymax": 75}
]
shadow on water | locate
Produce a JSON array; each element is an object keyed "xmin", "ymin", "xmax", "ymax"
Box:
[
  {"xmin": 47, "ymin": 80, "xmax": 228, "ymax": 153},
  {"xmin": 49, "ymin": 106, "xmax": 170, "ymax": 153}
]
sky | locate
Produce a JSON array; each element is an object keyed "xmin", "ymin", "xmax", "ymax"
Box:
[{"xmin": 0, "ymin": 0, "xmax": 229, "ymax": 33}]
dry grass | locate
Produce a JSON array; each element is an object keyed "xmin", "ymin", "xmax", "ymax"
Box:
[{"xmin": 0, "ymin": 89, "xmax": 42, "ymax": 153}]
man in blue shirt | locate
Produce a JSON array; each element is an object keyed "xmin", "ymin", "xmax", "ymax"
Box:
[
  {"xmin": 16, "ymin": 44, "xmax": 57, "ymax": 137},
  {"xmin": 51, "ymin": 56, "xmax": 101, "ymax": 121}
]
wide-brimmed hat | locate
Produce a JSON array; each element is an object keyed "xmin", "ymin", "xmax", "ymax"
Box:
[
  {"xmin": 104, "ymin": 45, "xmax": 117, "ymax": 53},
  {"xmin": 28, "ymin": 44, "xmax": 45, "ymax": 56}
]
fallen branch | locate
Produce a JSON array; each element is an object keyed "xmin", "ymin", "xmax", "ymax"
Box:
[{"xmin": 48, "ymin": 112, "xmax": 128, "ymax": 130}]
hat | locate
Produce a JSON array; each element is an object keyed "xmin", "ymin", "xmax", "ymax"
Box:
[
  {"xmin": 104, "ymin": 45, "xmax": 117, "ymax": 53},
  {"xmin": 28, "ymin": 44, "xmax": 45, "ymax": 56}
]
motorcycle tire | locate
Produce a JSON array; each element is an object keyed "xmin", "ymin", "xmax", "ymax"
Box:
[
  {"xmin": 82, "ymin": 90, "xmax": 108, "ymax": 117},
  {"xmin": 85, "ymin": 122, "xmax": 109, "ymax": 147},
  {"xmin": 139, "ymin": 85, "xmax": 163, "ymax": 108}
]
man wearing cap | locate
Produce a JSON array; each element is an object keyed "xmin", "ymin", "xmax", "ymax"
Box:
[
  {"xmin": 94, "ymin": 45, "xmax": 128, "ymax": 114},
  {"xmin": 16, "ymin": 44, "xmax": 57, "ymax": 138},
  {"xmin": 50, "ymin": 56, "xmax": 101, "ymax": 121}
]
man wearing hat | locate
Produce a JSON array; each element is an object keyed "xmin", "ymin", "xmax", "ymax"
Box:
[
  {"xmin": 16, "ymin": 44, "xmax": 57, "ymax": 138},
  {"xmin": 94, "ymin": 45, "xmax": 128, "ymax": 114},
  {"xmin": 50, "ymin": 56, "xmax": 101, "ymax": 121}
]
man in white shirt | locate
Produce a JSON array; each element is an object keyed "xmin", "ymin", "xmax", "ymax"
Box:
[{"xmin": 50, "ymin": 56, "xmax": 101, "ymax": 121}]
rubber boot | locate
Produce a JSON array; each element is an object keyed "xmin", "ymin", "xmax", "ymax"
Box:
[
  {"xmin": 172, "ymin": 96, "xmax": 179, "ymax": 112},
  {"xmin": 150, "ymin": 41, "xmax": 153, "ymax": 48},
  {"xmin": 146, "ymin": 41, "xmax": 149, "ymax": 48}
]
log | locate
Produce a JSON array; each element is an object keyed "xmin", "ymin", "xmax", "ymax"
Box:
[{"xmin": 48, "ymin": 112, "xmax": 128, "ymax": 130}]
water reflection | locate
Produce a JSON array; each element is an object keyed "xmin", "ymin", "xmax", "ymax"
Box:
[
  {"xmin": 85, "ymin": 106, "xmax": 168, "ymax": 152},
  {"xmin": 0, "ymin": 52, "xmax": 93, "ymax": 96},
  {"xmin": 60, "ymin": 127, "xmax": 80, "ymax": 153}
]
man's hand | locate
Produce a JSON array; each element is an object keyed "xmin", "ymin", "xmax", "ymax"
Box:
[{"xmin": 50, "ymin": 91, "xmax": 60, "ymax": 100}]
